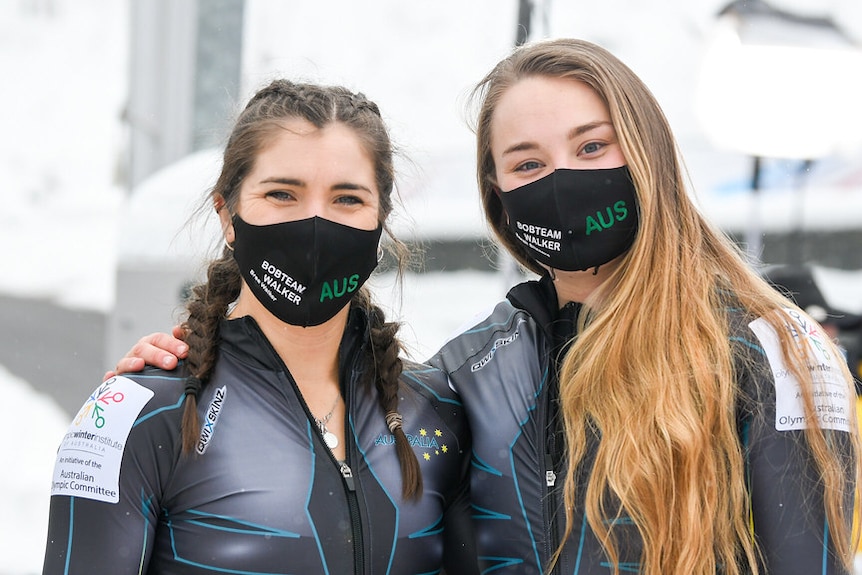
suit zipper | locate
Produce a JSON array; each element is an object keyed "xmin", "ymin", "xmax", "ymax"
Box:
[
  {"xmin": 338, "ymin": 459, "xmax": 365, "ymax": 573},
  {"xmin": 311, "ymin": 406, "xmax": 366, "ymax": 574},
  {"xmin": 300, "ymin": 387, "xmax": 366, "ymax": 574},
  {"xmin": 543, "ymin": 379, "xmax": 559, "ymax": 573},
  {"xmin": 339, "ymin": 365, "xmax": 368, "ymax": 575},
  {"xmin": 545, "ymin": 356, "xmax": 568, "ymax": 574},
  {"xmin": 251, "ymin": 318, "xmax": 368, "ymax": 573}
]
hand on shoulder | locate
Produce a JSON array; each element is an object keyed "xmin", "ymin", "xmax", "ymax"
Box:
[{"xmin": 104, "ymin": 325, "xmax": 189, "ymax": 381}]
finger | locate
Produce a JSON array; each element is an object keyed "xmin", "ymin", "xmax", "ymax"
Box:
[
  {"xmin": 103, "ymin": 370, "xmax": 116, "ymax": 382},
  {"xmin": 114, "ymin": 332, "xmax": 186, "ymax": 375},
  {"xmin": 128, "ymin": 343, "xmax": 176, "ymax": 371},
  {"xmin": 171, "ymin": 324, "xmax": 189, "ymax": 343},
  {"xmin": 114, "ymin": 356, "xmax": 147, "ymax": 375},
  {"xmin": 139, "ymin": 332, "xmax": 188, "ymax": 361}
]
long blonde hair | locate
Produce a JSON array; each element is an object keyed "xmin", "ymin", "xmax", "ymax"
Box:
[{"xmin": 472, "ymin": 38, "xmax": 860, "ymax": 574}]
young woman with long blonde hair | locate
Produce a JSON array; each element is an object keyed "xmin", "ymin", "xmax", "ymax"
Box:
[{"xmin": 450, "ymin": 37, "xmax": 859, "ymax": 574}]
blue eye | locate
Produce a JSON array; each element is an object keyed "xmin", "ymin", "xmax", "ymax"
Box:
[
  {"xmin": 581, "ymin": 142, "xmax": 604, "ymax": 155},
  {"xmin": 267, "ymin": 190, "xmax": 294, "ymax": 201},
  {"xmin": 516, "ymin": 160, "xmax": 543, "ymax": 172},
  {"xmin": 336, "ymin": 195, "xmax": 363, "ymax": 205}
]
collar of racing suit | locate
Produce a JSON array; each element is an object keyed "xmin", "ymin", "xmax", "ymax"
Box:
[
  {"xmin": 216, "ymin": 304, "xmax": 371, "ymax": 385},
  {"xmin": 506, "ymin": 274, "xmax": 582, "ymax": 355}
]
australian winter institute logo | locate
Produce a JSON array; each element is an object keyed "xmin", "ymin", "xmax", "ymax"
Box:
[{"xmin": 75, "ymin": 379, "xmax": 126, "ymax": 428}]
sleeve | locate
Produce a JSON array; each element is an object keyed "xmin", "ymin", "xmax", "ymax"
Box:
[
  {"xmin": 42, "ymin": 374, "xmax": 184, "ymax": 575},
  {"xmin": 740, "ymin": 313, "xmax": 856, "ymax": 574}
]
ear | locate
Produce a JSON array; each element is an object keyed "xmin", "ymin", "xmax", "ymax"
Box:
[{"xmin": 214, "ymin": 194, "xmax": 235, "ymax": 245}]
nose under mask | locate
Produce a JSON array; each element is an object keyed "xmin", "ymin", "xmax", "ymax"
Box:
[{"xmin": 498, "ymin": 166, "xmax": 639, "ymax": 272}]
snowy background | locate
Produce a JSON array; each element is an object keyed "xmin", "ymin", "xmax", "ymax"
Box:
[{"xmin": 2, "ymin": 0, "xmax": 861, "ymax": 572}]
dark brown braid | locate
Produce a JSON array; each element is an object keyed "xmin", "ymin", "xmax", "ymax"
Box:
[
  {"xmin": 179, "ymin": 250, "xmax": 241, "ymax": 453},
  {"xmin": 353, "ymin": 289, "xmax": 423, "ymax": 500},
  {"xmin": 177, "ymin": 79, "xmax": 420, "ymax": 499}
]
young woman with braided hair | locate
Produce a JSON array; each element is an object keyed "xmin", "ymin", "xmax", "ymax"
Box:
[{"xmin": 42, "ymin": 79, "xmax": 475, "ymax": 575}]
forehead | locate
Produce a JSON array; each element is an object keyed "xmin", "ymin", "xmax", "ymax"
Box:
[
  {"xmin": 490, "ymin": 76, "xmax": 610, "ymax": 146},
  {"xmin": 261, "ymin": 117, "xmax": 371, "ymax": 158},
  {"xmin": 252, "ymin": 118, "xmax": 377, "ymax": 181}
]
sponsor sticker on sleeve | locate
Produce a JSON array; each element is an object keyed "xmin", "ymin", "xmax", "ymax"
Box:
[
  {"xmin": 50, "ymin": 376, "xmax": 154, "ymax": 503},
  {"xmin": 749, "ymin": 309, "xmax": 852, "ymax": 433}
]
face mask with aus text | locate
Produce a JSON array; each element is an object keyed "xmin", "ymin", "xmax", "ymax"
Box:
[
  {"xmin": 232, "ymin": 214, "xmax": 382, "ymax": 327},
  {"xmin": 499, "ymin": 166, "xmax": 639, "ymax": 272}
]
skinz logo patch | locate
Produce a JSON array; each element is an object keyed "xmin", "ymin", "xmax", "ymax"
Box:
[
  {"xmin": 471, "ymin": 327, "xmax": 522, "ymax": 372},
  {"xmin": 197, "ymin": 386, "xmax": 227, "ymax": 454}
]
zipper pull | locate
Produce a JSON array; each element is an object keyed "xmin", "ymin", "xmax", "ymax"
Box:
[
  {"xmin": 546, "ymin": 470, "xmax": 557, "ymax": 487},
  {"xmin": 340, "ymin": 462, "xmax": 356, "ymax": 491}
]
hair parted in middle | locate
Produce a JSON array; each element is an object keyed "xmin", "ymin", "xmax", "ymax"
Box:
[{"xmin": 179, "ymin": 79, "xmax": 422, "ymax": 499}]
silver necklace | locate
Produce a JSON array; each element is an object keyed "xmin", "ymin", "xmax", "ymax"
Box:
[{"xmin": 313, "ymin": 395, "xmax": 340, "ymax": 450}]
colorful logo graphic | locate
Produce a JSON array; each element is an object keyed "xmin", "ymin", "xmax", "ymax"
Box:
[
  {"xmin": 74, "ymin": 379, "xmax": 126, "ymax": 429},
  {"xmin": 785, "ymin": 308, "xmax": 832, "ymax": 361}
]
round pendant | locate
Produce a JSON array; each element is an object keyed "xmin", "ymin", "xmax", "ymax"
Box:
[{"xmin": 323, "ymin": 431, "xmax": 339, "ymax": 449}]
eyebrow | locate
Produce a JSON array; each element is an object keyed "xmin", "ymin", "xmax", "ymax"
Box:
[
  {"xmin": 569, "ymin": 120, "xmax": 613, "ymax": 139},
  {"xmin": 258, "ymin": 177, "xmax": 373, "ymax": 193},
  {"xmin": 500, "ymin": 120, "xmax": 613, "ymax": 157}
]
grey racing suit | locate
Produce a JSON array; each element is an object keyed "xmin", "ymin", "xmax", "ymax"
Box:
[
  {"xmin": 430, "ymin": 276, "xmax": 855, "ymax": 574},
  {"xmin": 43, "ymin": 309, "xmax": 476, "ymax": 575}
]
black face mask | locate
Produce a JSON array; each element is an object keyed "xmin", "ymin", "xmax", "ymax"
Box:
[
  {"xmin": 232, "ymin": 215, "xmax": 382, "ymax": 327},
  {"xmin": 499, "ymin": 166, "xmax": 639, "ymax": 272}
]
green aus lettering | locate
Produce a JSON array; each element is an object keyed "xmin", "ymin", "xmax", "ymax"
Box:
[
  {"xmin": 585, "ymin": 200, "xmax": 628, "ymax": 236},
  {"xmin": 320, "ymin": 274, "xmax": 361, "ymax": 302}
]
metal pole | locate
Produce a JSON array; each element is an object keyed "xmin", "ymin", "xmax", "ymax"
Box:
[
  {"xmin": 192, "ymin": 0, "xmax": 245, "ymax": 151},
  {"xmin": 790, "ymin": 159, "xmax": 813, "ymax": 265},
  {"xmin": 515, "ymin": 0, "xmax": 532, "ymax": 46},
  {"xmin": 746, "ymin": 155, "xmax": 763, "ymax": 263}
]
